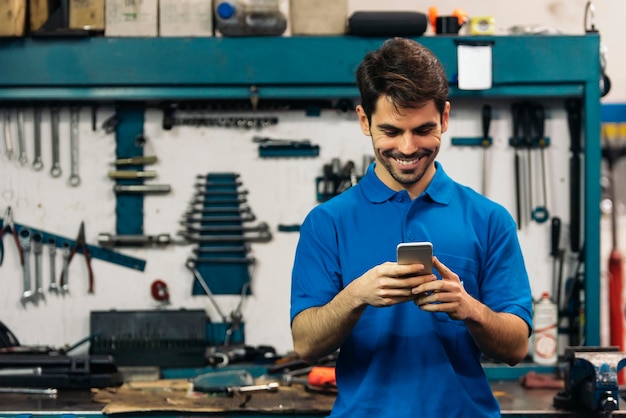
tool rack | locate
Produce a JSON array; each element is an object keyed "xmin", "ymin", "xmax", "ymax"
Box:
[{"xmin": 0, "ymin": 35, "xmax": 603, "ymax": 378}]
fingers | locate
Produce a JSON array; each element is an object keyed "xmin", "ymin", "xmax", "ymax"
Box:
[{"xmin": 433, "ymin": 256, "xmax": 460, "ymax": 283}]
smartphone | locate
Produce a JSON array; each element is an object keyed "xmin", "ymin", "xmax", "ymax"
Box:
[{"xmin": 396, "ymin": 242, "xmax": 433, "ymax": 274}]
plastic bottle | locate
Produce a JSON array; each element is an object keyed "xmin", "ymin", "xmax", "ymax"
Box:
[
  {"xmin": 214, "ymin": 0, "xmax": 287, "ymax": 36},
  {"xmin": 532, "ymin": 292, "xmax": 558, "ymax": 365}
]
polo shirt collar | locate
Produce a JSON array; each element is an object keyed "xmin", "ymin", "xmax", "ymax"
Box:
[{"xmin": 361, "ymin": 161, "xmax": 453, "ymax": 205}]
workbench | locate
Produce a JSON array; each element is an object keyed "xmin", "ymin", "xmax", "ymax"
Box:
[{"xmin": 0, "ymin": 380, "xmax": 624, "ymax": 417}]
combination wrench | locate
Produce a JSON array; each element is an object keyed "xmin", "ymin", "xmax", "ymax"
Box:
[
  {"xmin": 32, "ymin": 107, "xmax": 43, "ymax": 171},
  {"xmin": 16, "ymin": 109, "xmax": 27, "ymax": 165},
  {"xmin": 50, "ymin": 107, "xmax": 62, "ymax": 178},
  {"xmin": 32, "ymin": 233, "xmax": 45, "ymax": 303},
  {"xmin": 48, "ymin": 238, "xmax": 59, "ymax": 294},
  {"xmin": 68, "ymin": 107, "xmax": 81, "ymax": 186},
  {"xmin": 18, "ymin": 229, "xmax": 36, "ymax": 306},
  {"xmin": 3, "ymin": 109, "xmax": 14, "ymax": 160},
  {"xmin": 60, "ymin": 242, "xmax": 71, "ymax": 293}
]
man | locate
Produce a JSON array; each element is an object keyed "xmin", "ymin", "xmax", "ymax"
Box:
[{"xmin": 290, "ymin": 38, "xmax": 533, "ymax": 417}]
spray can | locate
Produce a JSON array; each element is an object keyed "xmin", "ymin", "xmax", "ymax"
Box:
[
  {"xmin": 214, "ymin": 0, "xmax": 287, "ymax": 36},
  {"xmin": 532, "ymin": 292, "xmax": 558, "ymax": 365}
]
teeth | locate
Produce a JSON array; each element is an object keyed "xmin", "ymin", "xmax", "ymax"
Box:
[{"xmin": 396, "ymin": 158, "xmax": 419, "ymax": 166}]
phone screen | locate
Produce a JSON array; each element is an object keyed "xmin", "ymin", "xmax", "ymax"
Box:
[{"xmin": 396, "ymin": 242, "xmax": 433, "ymax": 274}]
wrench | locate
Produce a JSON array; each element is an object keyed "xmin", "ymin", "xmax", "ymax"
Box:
[
  {"xmin": 68, "ymin": 107, "xmax": 80, "ymax": 187},
  {"xmin": 3, "ymin": 109, "xmax": 14, "ymax": 160},
  {"xmin": 16, "ymin": 109, "xmax": 27, "ymax": 165},
  {"xmin": 60, "ymin": 242, "xmax": 71, "ymax": 293},
  {"xmin": 178, "ymin": 230, "xmax": 272, "ymax": 243},
  {"xmin": 180, "ymin": 222, "xmax": 269, "ymax": 234},
  {"xmin": 32, "ymin": 233, "xmax": 45, "ymax": 302},
  {"xmin": 48, "ymin": 238, "xmax": 59, "ymax": 294},
  {"xmin": 18, "ymin": 229, "xmax": 36, "ymax": 306},
  {"xmin": 32, "ymin": 107, "xmax": 43, "ymax": 171},
  {"xmin": 181, "ymin": 213, "xmax": 256, "ymax": 224},
  {"xmin": 50, "ymin": 107, "xmax": 62, "ymax": 178}
]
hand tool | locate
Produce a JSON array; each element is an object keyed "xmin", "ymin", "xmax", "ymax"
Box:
[
  {"xmin": 189, "ymin": 256, "xmax": 256, "ymax": 264},
  {"xmin": 481, "ymin": 104, "xmax": 492, "ymax": 195},
  {"xmin": 15, "ymin": 109, "xmax": 27, "ymax": 165},
  {"xmin": 178, "ymin": 230, "xmax": 272, "ymax": 243},
  {"xmin": 565, "ymin": 98, "xmax": 582, "ymax": 253},
  {"xmin": 336, "ymin": 161, "xmax": 357, "ymax": 193},
  {"xmin": 180, "ymin": 222, "xmax": 269, "ymax": 234},
  {"xmin": 97, "ymin": 233, "xmax": 181, "ymax": 248},
  {"xmin": 193, "ymin": 189, "xmax": 249, "ymax": 197},
  {"xmin": 113, "ymin": 184, "xmax": 171, "ymax": 194},
  {"xmin": 194, "ymin": 181, "xmax": 243, "ymax": 190},
  {"xmin": 32, "ymin": 232, "xmax": 45, "ymax": 303},
  {"xmin": 111, "ymin": 155, "xmax": 158, "ymax": 166},
  {"xmin": 49, "ymin": 107, "xmax": 62, "ymax": 178},
  {"xmin": 107, "ymin": 170, "xmax": 157, "ymax": 180},
  {"xmin": 68, "ymin": 107, "xmax": 81, "ymax": 187},
  {"xmin": 2, "ymin": 109, "xmax": 14, "ymax": 160},
  {"xmin": 182, "ymin": 213, "xmax": 257, "ymax": 224},
  {"xmin": 185, "ymin": 258, "xmax": 229, "ymax": 323},
  {"xmin": 32, "ymin": 107, "xmax": 43, "ymax": 171},
  {"xmin": 47, "ymin": 238, "xmax": 59, "ymax": 294},
  {"xmin": 17, "ymin": 228, "xmax": 36, "ymax": 306},
  {"xmin": 531, "ymin": 104, "xmax": 549, "ymax": 223},
  {"xmin": 183, "ymin": 204, "xmax": 251, "ymax": 216},
  {"xmin": 0, "ymin": 206, "xmax": 24, "ymax": 266},
  {"xmin": 521, "ymin": 102, "xmax": 534, "ymax": 226},
  {"xmin": 60, "ymin": 222, "xmax": 95, "ymax": 294},
  {"xmin": 550, "ymin": 217, "xmax": 564, "ymax": 305},
  {"xmin": 60, "ymin": 243, "xmax": 71, "ymax": 294},
  {"xmin": 193, "ymin": 244, "xmax": 251, "ymax": 254},
  {"xmin": 188, "ymin": 196, "xmax": 248, "ymax": 206},
  {"xmin": 511, "ymin": 103, "xmax": 524, "ymax": 229}
]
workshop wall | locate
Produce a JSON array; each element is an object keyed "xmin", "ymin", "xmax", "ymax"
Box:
[{"xmin": 1, "ymin": 0, "xmax": 624, "ymax": 354}]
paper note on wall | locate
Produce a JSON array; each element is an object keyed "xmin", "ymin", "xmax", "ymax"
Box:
[{"xmin": 457, "ymin": 44, "xmax": 493, "ymax": 90}]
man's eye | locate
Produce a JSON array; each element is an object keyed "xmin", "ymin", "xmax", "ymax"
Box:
[{"xmin": 383, "ymin": 130, "xmax": 400, "ymax": 136}]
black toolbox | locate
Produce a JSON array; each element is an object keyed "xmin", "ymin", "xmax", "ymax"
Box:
[{"xmin": 89, "ymin": 309, "xmax": 208, "ymax": 368}]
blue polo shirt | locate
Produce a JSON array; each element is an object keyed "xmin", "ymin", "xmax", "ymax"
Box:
[{"xmin": 291, "ymin": 161, "xmax": 533, "ymax": 418}]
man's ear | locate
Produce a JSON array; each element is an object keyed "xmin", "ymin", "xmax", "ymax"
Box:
[
  {"xmin": 441, "ymin": 101, "xmax": 451, "ymax": 133},
  {"xmin": 355, "ymin": 105, "xmax": 371, "ymax": 136}
]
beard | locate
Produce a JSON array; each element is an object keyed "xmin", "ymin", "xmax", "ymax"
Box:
[{"xmin": 375, "ymin": 147, "xmax": 438, "ymax": 186}]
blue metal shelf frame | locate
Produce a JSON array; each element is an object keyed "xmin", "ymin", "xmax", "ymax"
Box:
[{"xmin": 0, "ymin": 34, "xmax": 603, "ymax": 350}]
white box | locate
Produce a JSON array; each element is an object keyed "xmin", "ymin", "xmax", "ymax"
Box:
[
  {"xmin": 159, "ymin": 0, "xmax": 213, "ymax": 37},
  {"xmin": 105, "ymin": 0, "xmax": 158, "ymax": 37},
  {"xmin": 289, "ymin": 0, "xmax": 347, "ymax": 35}
]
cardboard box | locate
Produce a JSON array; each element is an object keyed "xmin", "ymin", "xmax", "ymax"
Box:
[
  {"xmin": 0, "ymin": 0, "xmax": 25, "ymax": 36},
  {"xmin": 29, "ymin": 0, "xmax": 53, "ymax": 32},
  {"xmin": 105, "ymin": 0, "xmax": 158, "ymax": 37},
  {"xmin": 70, "ymin": 0, "xmax": 104, "ymax": 30},
  {"xmin": 159, "ymin": 0, "xmax": 213, "ymax": 37},
  {"xmin": 289, "ymin": 0, "xmax": 347, "ymax": 35}
]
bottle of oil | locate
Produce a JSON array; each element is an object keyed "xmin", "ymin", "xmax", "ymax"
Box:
[
  {"xmin": 214, "ymin": 0, "xmax": 287, "ymax": 36},
  {"xmin": 532, "ymin": 292, "xmax": 558, "ymax": 365}
]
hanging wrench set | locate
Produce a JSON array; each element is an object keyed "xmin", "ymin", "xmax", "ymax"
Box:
[
  {"xmin": 2, "ymin": 107, "xmax": 85, "ymax": 187},
  {"xmin": 0, "ymin": 206, "xmax": 146, "ymax": 307}
]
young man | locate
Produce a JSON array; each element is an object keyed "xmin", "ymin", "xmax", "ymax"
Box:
[{"xmin": 290, "ymin": 38, "xmax": 533, "ymax": 417}]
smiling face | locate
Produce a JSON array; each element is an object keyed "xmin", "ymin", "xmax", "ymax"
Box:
[{"xmin": 357, "ymin": 95, "xmax": 450, "ymax": 199}]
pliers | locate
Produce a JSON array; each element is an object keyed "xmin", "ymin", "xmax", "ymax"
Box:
[
  {"xmin": 0, "ymin": 206, "xmax": 24, "ymax": 266},
  {"xmin": 61, "ymin": 221, "xmax": 95, "ymax": 294}
]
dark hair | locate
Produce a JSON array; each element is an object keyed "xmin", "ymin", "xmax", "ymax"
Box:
[{"xmin": 356, "ymin": 38, "xmax": 449, "ymax": 122}]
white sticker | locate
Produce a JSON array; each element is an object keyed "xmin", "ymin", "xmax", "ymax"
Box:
[{"xmin": 457, "ymin": 44, "xmax": 493, "ymax": 90}]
